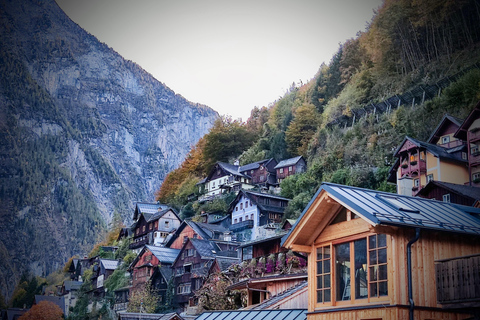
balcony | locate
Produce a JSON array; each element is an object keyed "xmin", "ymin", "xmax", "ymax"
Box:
[
  {"xmin": 435, "ymin": 253, "xmax": 480, "ymax": 307},
  {"xmin": 229, "ymin": 219, "xmax": 254, "ymax": 232},
  {"xmin": 400, "ymin": 159, "xmax": 426, "ymax": 177},
  {"xmin": 129, "ymin": 237, "xmax": 148, "ymax": 249}
]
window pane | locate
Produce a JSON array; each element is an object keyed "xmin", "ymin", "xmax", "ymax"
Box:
[
  {"xmin": 369, "ymin": 235, "xmax": 377, "ymax": 249},
  {"xmin": 378, "ymin": 234, "xmax": 387, "ymax": 247},
  {"xmin": 317, "ymin": 291, "xmax": 322, "ymax": 303},
  {"xmin": 370, "ymin": 266, "xmax": 378, "ymax": 281},
  {"xmin": 370, "ymin": 283, "xmax": 378, "ymax": 297},
  {"xmin": 317, "ymin": 261, "xmax": 322, "ymax": 274},
  {"xmin": 317, "ymin": 248, "xmax": 323, "ymax": 260},
  {"xmin": 369, "ymin": 250, "xmax": 377, "ymax": 265},
  {"xmin": 324, "ymin": 260, "xmax": 330, "ymax": 273},
  {"xmin": 354, "ymin": 239, "xmax": 368, "ymax": 299},
  {"xmin": 324, "ymin": 247, "xmax": 330, "ymax": 259},
  {"xmin": 378, "ymin": 248, "xmax": 387, "ymax": 264},
  {"xmin": 379, "ymin": 281, "xmax": 388, "ymax": 296},
  {"xmin": 335, "ymin": 243, "xmax": 351, "ymax": 301},
  {"xmin": 324, "ymin": 274, "xmax": 330, "ymax": 288},
  {"xmin": 324, "ymin": 289, "xmax": 331, "ymax": 302},
  {"xmin": 379, "ymin": 264, "xmax": 388, "ymax": 280},
  {"xmin": 317, "ymin": 276, "xmax": 323, "ymax": 289}
]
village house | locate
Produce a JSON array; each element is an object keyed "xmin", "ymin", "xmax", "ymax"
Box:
[
  {"xmin": 282, "ymin": 182, "xmax": 480, "ymax": 319},
  {"xmin": 274, "ymin": 156, "xmax": 307, "ymax": 184},
  {"xmin": 199, "ymin": 162, "xmax": 254, "ymax": 199},
  {"xmin": 172, "ymin": 238, "xmax": 239, "ymax": 313},
  {"xmin": 166, "ymin": 219, "xmax": 241, "ymax": 253},
  {"xmin": 90, "ymin": 258, "xmax": 119, "ymax": 298},
  {"xmin": 416, "ymin": 180, "xmax": 480, "ymax": 206},
  {"xmin": 129, "ymin": 202, "xmax": 182, "ymax": 252},
  {"xmin": 129, "ymin": 245, "xmax": 180, "ymax": 293},
  {"xmin": 388, "ymin": 135, "xmax": 469, "ymax": 196},
  {"xmin": 388, "ymin": 108, "xmax": 480, "ymax": 197},
  {"xmin": 238, "ymin": 158, "xmax": 278, "ymax": 190},
  {"xmin": 226, "ymin": 234, "xmax": 308, "ymax": 309},
  {"xmin": 454, "ymin": 101, "xmax": 480, "ymax": 186},
  {"xmin": 229, "ymin": 190, "xmax": 290, "ymax": 242}
]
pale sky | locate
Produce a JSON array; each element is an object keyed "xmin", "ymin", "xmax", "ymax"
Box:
[{"xmin": 55, "ymin": 0, "xmax": 383, "ymax": 121}]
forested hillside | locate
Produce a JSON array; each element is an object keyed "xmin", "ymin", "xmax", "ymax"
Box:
[{"xmin": 156, "ymin": 0, "xmax": 480, "ymax": 218}]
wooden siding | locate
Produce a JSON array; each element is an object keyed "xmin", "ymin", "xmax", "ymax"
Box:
[
  {"xmin": 435, "ymin": 254, "xmax": 480, "ymax": 305},
  {"xmin": 170, "ymin": 225, "xmax": 200, "ymax": 249},
  {"xmin": 308, "ymin": 307, "xmax": 472, "ymax": 320},
  {"xmin": 306, "ymin": 218, "xmax": 480, "ymax": 318}
]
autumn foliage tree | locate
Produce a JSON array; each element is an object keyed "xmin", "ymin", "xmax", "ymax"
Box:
[{"xmin": 18, "ymin": 300, "xmax": 63, "ymax": 320}]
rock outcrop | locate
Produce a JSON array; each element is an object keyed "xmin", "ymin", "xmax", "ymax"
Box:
[{"xmin": 0, "ymin": 0, "xmax": 217, "ymax": 299}]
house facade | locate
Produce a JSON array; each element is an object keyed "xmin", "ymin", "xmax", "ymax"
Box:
[
  {"xmin": 455, "ymin": 101, "xmax": 480, "ymax": 186},
  {"xmin": 130, "ymin": 203, "xmax": 182, "ymax": 251},
  {"xmin": 129, "ymin": 245, "xmax": 180, "ymax": 292},
  {"xmin": 388, "ymin": 136, "xmax": 469, "ymax": 196},
  {"xmin": 238, "ymin": 158, "xmax": 278, "ymax": 189},
  {"xmin": 274, "ymin": 156, "xmax": 307, "ymax": 184},
  {"xmin": 172, "ymin": 238, "xmax": 239, "ymax": 313},
  {"xmin": 417, "ymin": 180, "xmax": 480, "ymax": 205},
  {"xmin": 202, "ymin": 162, "xmax": 253, "ymax": 198},
  {"xmin": 229, "ymin": 190, "xmax": 290, "ymax": 242},
  {"xmin": 282, "ymin": 182, "xmax": 480, "ymax": 319}
]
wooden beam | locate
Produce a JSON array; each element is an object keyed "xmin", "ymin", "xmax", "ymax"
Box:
[{"xmin": 290, "ymin": 244, "xmax": 312, "ymax": 253}]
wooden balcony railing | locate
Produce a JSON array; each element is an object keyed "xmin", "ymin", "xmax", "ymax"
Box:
[{"xmin": 435, "ymin": 253, "xmax": 480, "ymax": 306}]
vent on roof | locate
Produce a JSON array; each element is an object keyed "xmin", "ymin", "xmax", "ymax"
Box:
[{"xmin": 377, "ymin": 195, "xmax": 421, "ymax": 214}]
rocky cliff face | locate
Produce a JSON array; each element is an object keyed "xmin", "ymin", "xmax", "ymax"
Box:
[{"xmin": 0, "ymin": 0, "xmax": 217, "ymax": 299}]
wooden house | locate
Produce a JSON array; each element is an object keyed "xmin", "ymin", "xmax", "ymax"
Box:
[
  {"xmin": 129, "ymin": 245, "xmax": 180, "ymax": 292},
  {"xmin": 166, "ymin": 220, "xmax": 233, "ymax": 250},
  {"xmin": 130, "ymin": 203, "xmax": 181, "ymax": 251},
  {"xmin": 388, "ymin": 136, "xmax": 469, "ymax": 196},
  {"xmin": 455, "ymin": 101, "xmax": 480, "ymax": 186},
  {"xmin": 118, "ymin": 311, "xmax": 184, "ymax": 320},
  {"xmin": 172, "ymin": 238, "xmax": 239, "ymax": 312},
  {"xmin": 417, "ymin": 180, "xmax": 480, "ymax": 206},
  {"xmin": 201, "ymin": 162, "xmax": 253, "ymax": 199},
  {"xmin": 282, "ymin": 182, "xmax": 480, "ymax": 319},
  {"xmin": 274, "ymin": 156, "xmax": 307, "ymax": 184},
  {"xmin": 239, "ymin": 158, "xmax": 278, "ymax": 189},
  {"xmin": 229, "ymin": 190, "xmax": 290, "ymax": 242}
]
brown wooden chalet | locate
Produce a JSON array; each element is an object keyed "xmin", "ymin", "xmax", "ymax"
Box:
[
  {"xmin": 129, "ymin": 245, "xmax": 180, "ymax": 292},
  {"xmin": 454, "ymin": 101, "xmax": 480, "ymax": 187},
  {"xmin": 282, "ymin": 182, "xmax": 480, "ymax": 319},
  {"xmin": 172, "ymin": 238, "xmax": 239, "ymax": 313},
  {"xmin": 166, "ymin": 219, "xmax": 234, "ymax": 250},
  {"xmin": 130, "ymin": 202, "xmax": 182, "ymax": 251},
  {"xmin": 89, "ymin": 258, "xmax": 119, "ymax": 298},
  {"xmin": 239, "ymin": 158, "xmax": 278, "ymax": 189},
  {"xmin": 417, "ymin": 180, "xmax": 480, "ymax": 206},
  {"xmin": 274, "ymin": 156, "xmax": 307, "ymax": 184}
]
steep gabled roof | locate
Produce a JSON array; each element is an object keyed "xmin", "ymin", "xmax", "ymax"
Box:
[
  {"xmin": 455, "ymin": 100, "xmax": 480, "ymax": 140},
  {"xmin": 146, "ymin": 207, "xmax": 181, "ymax": 224},
  {"xmin": 133, "ymin": 202, "xmax": 171, "ymax": 221},
  {"xmin": 393, "ymin": 136, "xmax": 467, "ymax": 162},
  {"xmin": 239, "ymin": 158, "xmax": 276, "ymax": 173},
  {"xmin": 190, "ymin": 238, "xmax": 221, "ymax": 259},
  {"xmin": 417, "ymin": 181, "xmax": 480, "ymax": 201},
  {"xmin": 229, "ymin": 190, "xmax": 291, "ymax": 213},
  {"xmin": 146, "ymin": 245, "xmax": 181, "ymax": 264},
  {"xmin": 274, "ymin": 156, "xmax": 304, "ymax": 169},
  {"xmin": 427, "ymin": 114, "xmax": 464, "ymax": 144},
  {"xmin": 100, "ymin": 259, "xmax": 119, "ymax": 271},
  {"xmin": 206, "ymin": 162, "xmax": 248, "ymax": 181},
  {"xmin": 283, "ymin": 182, "xmax": 480, "ymax": 249}
]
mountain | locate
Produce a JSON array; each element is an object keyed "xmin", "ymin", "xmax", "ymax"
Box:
[{"xmin": 0, "ymin": 0, "xmax": 217, "ymax": 299}]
